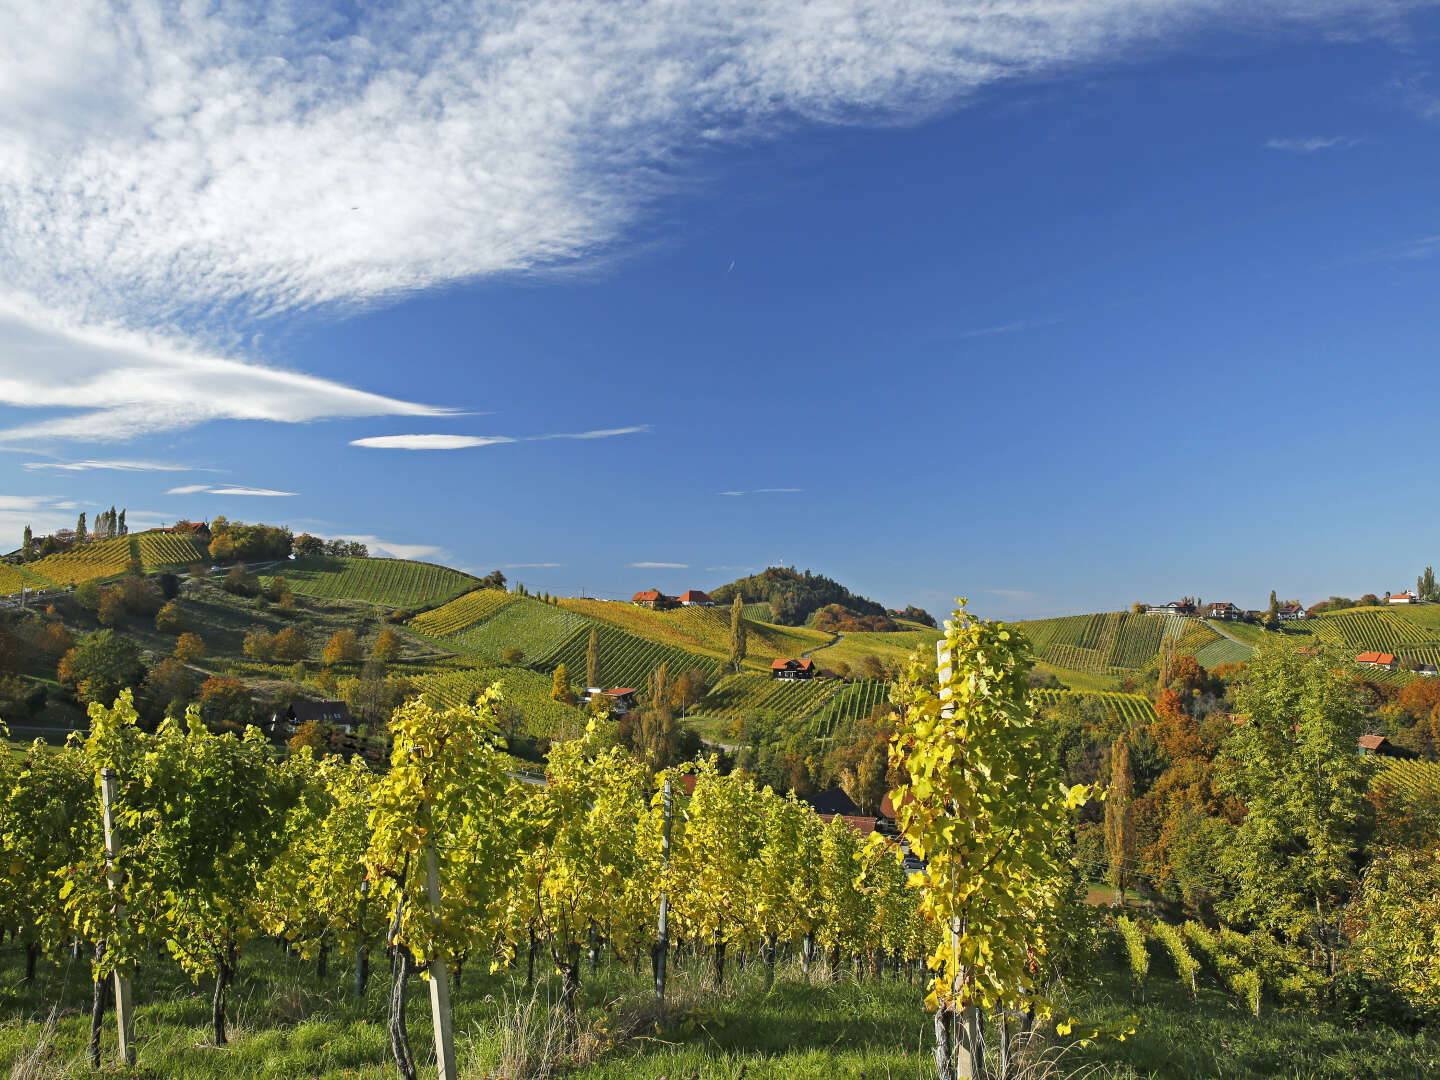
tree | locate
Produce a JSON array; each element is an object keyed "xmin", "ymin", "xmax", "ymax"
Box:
[
  {"xmin": 76, "ymin": 512, "xmax": 87, "ymax": 542},
  {"xmin": 1418, "ymin": 567, "xmax": 1440, "ymax": 604},
  {"xmin": 155, "ymin": 601, "xmax": 186, "ymax": 635},
  {"xmin": 243, "ymin": 630, "xmax": 276, "ymax": 662},
  {"xmin": 729, "ymin": 595, "xmax": 748, "ymax": 674},
  {"xmin": 173, "ymin": 632, "xmax": 206, "ymax": 662},
  {"xmin": 1264, "ymin": 589, "xmax": 1280, "ymax": 630},
  {"xmin": 58, "ymin": 630, "xmax": 146, "ymax": 706},
  {"xmin": 890, "ymin": 601, "xmax": 1095, "ymax": 1079},
  {"xmin": 586, "ymin": 628, "xmax": 600, "ymax": 688},
  {"xmin": 294, "ymin": 533, "xmax": 324, "ymax": 557},
  {"xmin": 1105, "ymin": 736, "xmax": 1135, "ymax": 906},
  {"xmin": 96, "ymin": 588, "xmax": 127, "ymax": 628},
  {"xmin": 198, "ymin": 676, "xmax": 254, "ymax": 731},
  {"xmin": 371, "ymin": 627, "xmax": 401, "ymax": 663},
  {"xmin": 1345, "ymin": 846, "xmax": 1440, "ymax": 1012},
  {"xmin": 143, "ymin": 657, "xmax": 197, "ymax": 720},
  {"xmin": 117, "ymin": 509, "xmax": 126, "ymax": 536},
  {"xmin": 323, "ymin": 630, "xmax": 361, "ymax": 665},
  {"xmin": 637, "ymin": 662, "xmax": 681, "ymax": 769},
  {"xmin": 75, "ymin": 580, "xmax": 102, "ymax": 611},
  {"xmin": 21, "ymin": 524, "xmax": 32, "ymax": 560},
  {"xmin": 551, "ymin": 662, "xmax": 577, "ymax": 705},
  {"xmin": 270, "ymin": 627, "xmax": 306, "ymax": 662},
  {"xmin": 1218, "ymin": 641, "xmax": 1374, "ymax": 988},
  {"xmin": 502, "ymin": 646, "xmax": 525, "ymax": 666}
]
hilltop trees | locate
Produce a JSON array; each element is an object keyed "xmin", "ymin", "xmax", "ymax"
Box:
[
  {"xmin": 711, "ymin": 566, "xmax": 889, "ymax": 626},
  {"xmin": 1419, "ymin": 567, "xmax": 1439, "ymax": 603}
]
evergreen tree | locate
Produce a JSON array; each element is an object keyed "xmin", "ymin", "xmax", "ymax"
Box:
[
  {"xmin": 118, "ymin": 509, "xmax": 127, "ymax": 536},
  {"xmin": 729, "ymin": 595, "xmax": 748, "ymax": 674},
  {"xmin": 586, "ymin": 629, "xmax": 600, "ymax": 689},
  {"xmin": 75, "ymin": 512, "xmax": 87, "ymax": 543},
  {"xmin": 1104, "ymin": 736, "xmax": 1134, "ymax": 906},
  {"xmin": 21, "ymin": 525, "xmax": 32, "ymax": 560}
]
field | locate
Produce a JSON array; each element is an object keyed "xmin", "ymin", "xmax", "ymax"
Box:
[
  {"xmin": 3, "ymin": 937, "xmax": 1434, "ymax": 1080},
  {"xmin": 807, "ymin": 628, "xmax": 941, "ymax": 672},
  {"xmin": 23, "ymin": 535, "xmax": 137, "ymax": 586},
  {"xmin": 1033, "ymin": 689, "xmax": 1159, "ymax": 724},
  {"xmin": 1192, "ymin": 632, "xmax": 1254, "ymax": 668},
  {"xmin": 686, "ymin": 674, "xmax": 839, "ymax": 732},
  {"xmin": 137, "ymin": 531, "xmax": 209, "ymax": 569},
  {"xmin": 558, "ymin": 599, "xmax": 833, "ymax": 668},
  {"xmin": 1374, "ymin": 757, "xmax": 1440, "ymax": 798},
  {"xmin": 428, "ymin": 597, "xmax": 592, "ymax": 664},
  {"xmin": 543, "ymin": 622, "xmax": 723, "ymax": 693},
  {"xmin": 409, "ymin": 588, "xmax": 516, "ymax": 637},
  {"xmin": 0, "ymin": 562, "xmax": 49, "ymax": 596},
  {"xmin": 805, "ymin": 679, "xmax": 892, "ymax": 738},
  {"xmin": 1016, "ymin": 612, "xmax": 1200, "ymax": 675},
  {"xmin": 268, "ymin": 557, "xmax": 478, "ymax": 611},
  {"xmin": 409, "ymin": 665, "xmax": 585, "ymax": 739}
]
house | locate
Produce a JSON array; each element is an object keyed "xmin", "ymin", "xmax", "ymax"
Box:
[
  {"xmin": 1356, "ymin": 651, "xmax": 1398, "ymax": 671},
  {"xmin": 581, "ymin": 687, "xmax": 638, "ymax": 714},
  {"xmin": 1277, "ymin": 603, "xmax": 1307, "ymax": 621},
  {"xmin": 1388, "ymin": 592, "xmax": 1418, "ymax": 605},
  {"xmin": 268, "ymin": 700, "xmax": 354, "ymax": 737},
  {"xmin": 770, "ymin": 657, "xmax": 816, "ymax": 680},
  {"xmin": 1358, "ymin": 734, "xmax": 1418, "ymax": 759},
  {"xmin": 801, "ymin": 788, "xmax": 879, "ymax": 835},
  {"xmin": 1208, "ymin": 601, "xmax": 1241, "ymax": 620},
  {"xmin": 1146, "ymin": 601, "xmax": 1193, "ymax": 617},
  {"xmin": 631, "ymin": 589, "xmax": 675, "ymax": 610},
  {"xmin": 1416, "ymin": 663, "xmax": 1439, "ymax": 677},
  {"xmin": 675, "ymin": 589, "xmax": 712, "ymax": 607}
]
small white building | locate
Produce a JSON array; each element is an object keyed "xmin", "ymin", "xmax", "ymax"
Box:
[{"xmin": 1388, "ymin": 592, "xmax": 1418, "ymax": 605}]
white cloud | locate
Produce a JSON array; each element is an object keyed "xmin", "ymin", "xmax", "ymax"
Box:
[
  {"xmin": 718, "ymin": 487, "xmax": 802, "ymax": 495},
  {"xmin": 165, "ymin": 484, "xmax": 295, "ymax": 497},
  {"xmin": 631, "ymin": 561, "xmax": 688, "ymax": 569},
  {"xmin": 0, "ymin": 297, "xmax": 448, "ymax": 442},
  {"xmin": 1264, "ymin": 135, "xmax": 1359, "ymax": 152},
  {"xmin": 527, "ymin": 426, "xmax": 649, "ymax": 441},
  {"xmin": 0, "ymin": 493, "xmax": 85, "ymax": 548},
  {"xmin": 350, "ymin": 434, "xmax": 516, "ymax": 450},
  {"xmin": 0, "ymin": 0, "xmax": 1412, "ymax": 336},
  {"xmin": 337, "ymin": 534, "xmax": 441, "ymax": 560},
  {"xmin": 24, "ymin": 459, "xmax": 202, "ymax": 472}
]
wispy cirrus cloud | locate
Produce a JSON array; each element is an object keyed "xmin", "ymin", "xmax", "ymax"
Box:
[
  {"xmin": 1264, "ymin": 135, "xmax": 1359, "ymax": 152},
  {"xmin": 631, "ymin": 561, "xmax": 688, "ymax": 569},
  {"xmin": 0, "ymin": 1, "xmax": 1420, "ymax": 438},
  {"xmin": 718, "ymin": 487, "xmax": 803, "ymax": 496},
  {"xmin": 165, "ymin": 484, "xmax": 295, "ymax": 497},
  {"xmin": 23, "ymin": 459, "xmax": 207, "ymax": 473},
  {"xmin": 351, "ymin": 427, "xmax": 648, "ymax": 450}
]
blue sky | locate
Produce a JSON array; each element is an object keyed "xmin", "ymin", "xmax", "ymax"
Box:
[{"xmin": 3, "ymin": 2, "xmax": 1440, "ymax": 621}]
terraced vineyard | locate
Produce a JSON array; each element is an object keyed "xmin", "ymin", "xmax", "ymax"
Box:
[
  {"xmin": 0, "ymin": 562, "xmax": 50, "ymax": 595},
  {"xmin": 1033, "ymin": 690, "xmax": 1159, "ymax": 724},
  {"xmin": 558, "ymin": 599, "xmax": 833, "ymax": 667},
  {"xmin": 25, "ymin": 535, "xmax": 137, "ymax": 585},
  {"xmin": 543, "ymin": 622, "xmax": 723, "ymax": 694},
  {"xmin": 1193, "ymin": 633, "xmax": 1254, "ymax": 668},
  {"xmin": 409, "ymin": 666, "xmax": 585, "ymax": 738},
  {"xmin": 688, "ymin": 674, "xmax": 839, "ymax": 729},
  {"xmin": 740, "ymin": 602, "xmax": 773, "ymax": 621},
  {"xmin": 807, "ymin": 628, "xmax": 941, "ymax": 672},
  {"xmin": 1174, "ymin": 620, "xmax": 1225, "ymax": 657},
  {"xmin": 411, "ymin": 589, "xmax": 515, "ymax": 637},
  {"xmin": 436, "ymin": 598, "xmax": 592, "ymax": 664},
  {"xmin": 806, "ymin": 680, "xmax": 892, "ymax": 738},
  {"xmin": 270, "ymin": 557, "xmax": 477, "ymax": 610},
  {"xmin": 138, "ymin": 531, "xmax": 208, "ymax": 569},
  {"xmin": 1017, "ymin": 612, "xmax": 1204, "ymax": 675},
  {"xmin": 1374, "ymin": 757, "xmax": 1440, "ymax": 798}
]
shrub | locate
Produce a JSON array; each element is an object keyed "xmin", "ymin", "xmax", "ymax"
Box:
[
  {"xmin": 173, "ymin": 632, "xmax": 206, "ymax": 662},
  {"xmin": 244, "ymin": 630, "xmax": 277, "ymax": 662},
  {"xmin": 1231, "ymin": 967, "xmax": 1263, "ymax": 1017},
  {"xmin": 1116, "ymin": 916, "xmax": 1150, "ymax": 990},
  {"xmin": 272, "ymin": 627, "xmax": 307, "ymax": 662},
  {"xmin": 155, "ymin": 600, "xmax": 186, "ymax": 635}
]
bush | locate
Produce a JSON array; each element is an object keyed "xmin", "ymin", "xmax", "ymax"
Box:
[
  {"xmin": 1116, "ymin": 916, "xmax": 1150, "ymax": 990},
  {"xmin": 155, "ymin": 600, "xmax": 186, "ymax": 635},
  {"xmin": 174, "ymin": 632, "xmax": 206, "ymax": 662},
  {"xmin": 272, "ymin": 627, "xmax": 307, "ymax": 662}
]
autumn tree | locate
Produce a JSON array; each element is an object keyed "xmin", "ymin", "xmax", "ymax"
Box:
[
  {"xmin": 1264, "ymin": 590, "xmax": 1279, "ymax": 630},
  {"xmin": 198, "ymin": 677, "xmax": 253, "ymax": 730},
  {"xmin": 59, "ymin": 630, "xmax": 146, "ymax": 706},
  {"xmin": 243, "ymin": 630, "xmax": 276, "ymax": 662},
  {"xmin": 323, "ymin": 630, "xmax": 361, "ymax": 665},
  {"xmin": 21, "ymin": 525, "xmax": 33, "ymax": 560},
  {"xmin": 586, "ymin": 628, "xmax": 600, "ymax": 688},
  {"xmin": 154, "ymin": 601, "xmax": 186, "ymax": 635},
  {"xmin": 371, "ymin": 627, "xmax": 401, "ymax": 663},
  {"xmin": 97, "ymin": 588, "xmax": 127, "ymax": 628},
  {"xmin": 729, "ymin": 595, "xmax": 748, "ymax": 674},
  {"xmin": 143, "ymin": 658, "xmax": 197, "ymax": 720},
  {"xmin": 272, "ymin": 627, "xmax": 307, "ymax": 662},
  {"xmin": 173, "ymin": 632, "xmax": 205, "ymax": 662},
  {"xmin": 1418, "ymin": 567, "xmax": 1439, "ymax": 604},
  {"xmin": 551, "ymin": 662, "xmax": 577, "ymax": 705}
]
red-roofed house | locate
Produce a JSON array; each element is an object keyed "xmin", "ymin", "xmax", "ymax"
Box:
[
  {"xmin": 1388, "ymin": 592, "xmax": 1417, "ymax": 605},
  {"xmin": 771, "ymin": 657, "xmax": 816, "ymax": 680},
  {"xmin": 1277, "ymin": 603, "xmax": 1307, "ymax": 621},
  {"xmin": 1356, "ymin": 651, "xmax": 1398, "ymax": 671},
  {"xmin": 1358, "ymin": 734, "xmax": 1417, "ymax": 758},
  {"xmin": 581, "ymin": 687, "xmax": 639, "ymax": 714},
  {"xmin": 1208, "ymin": 601, "xmax": 1241, "ymax": 620},
  {"xmin": 676, "ymin": 590, "xmax": 711, "ymax": 606},
  {"xmin": 631, "ymin": 589, "xmax": 675, "ymax": 610}
]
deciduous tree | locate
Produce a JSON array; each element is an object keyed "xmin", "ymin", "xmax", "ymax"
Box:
[
  {"xmin": 323, "ymin": 630, "xmax": 361, "ymax": 665},
  {"xmin": 729, "ymin": 595, "xmax": 747, "ymax": 674}
]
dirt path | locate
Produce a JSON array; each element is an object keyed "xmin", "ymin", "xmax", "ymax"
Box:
[{"xmin": 801, "ymin": 632, "xmax": 841, "ymax": 660}]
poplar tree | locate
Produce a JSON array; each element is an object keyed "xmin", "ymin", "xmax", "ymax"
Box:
[
  {"xmin": 729, "ymin": 595, "xmax": 748, "ymax": 674},
  {"xmin": 1104, "ymin": 736, "xmax": 1134, "ymax": 906},
  {"xmin": 117, "ymin": 509, "xmax": 127, "ymax": 536},
  {"xmin": 76, "ymin": 512, "xmax": 87, "ymax": 543},
  {"xmin": 586, "ymin": 629, "xmax": 600, "ymax": 689},
  {"xmin": 1265, "ymin": 589, "xmax": 1280, "ymax": 629},
  {"xmin": 21, "ymin": 525, "xmax": 32, "ymax": 560},
  {"xmin": 1418, "ymin": 566, "xmax": 1438, "ymax": 603}
]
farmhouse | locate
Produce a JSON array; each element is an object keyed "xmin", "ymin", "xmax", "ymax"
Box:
[
  {"xmin": 1356, "ymin": 651, "xmax": 1398, "ymax": 671},
  {"xmin": 801, "ymin": 788, "xmax": 879, "ymax": 835},
  {"xmin": 1387, "ymin": 592, "xmax": 1418, "ymax": 605},
  {"xmin": 770, "ymin": 657, "xmax": 816, "ymax": 680},
  {"xmin": 1145, "ymin": 601, "xmax": 1193, "ymax": 616},
  {"xmin": 268, "ymin": 700, "xmax": 354, "ymax": 736},
  {"xmin": 1358, "ymin": 734, "xmax": 1417, "ymax": 759},
  {"xmin": 1207, "ymin": 601, "xmax": 1241, "ymax": 620},
  {"xmin": 1277, "ymin": 603, "xmax": 1307, "ymax": 621},
  {"xmin": 1416, "ymin": 663, "xmax": 1439, "ymax": 677},
  {"xmin": 676, "ymin": 589, "xmax": 712, "ymax": 606},
  {"xmin": 631, "ymin": 589, "xmax": 675, "ymax": 610},
  {"xmin": 582, "ymin": 687, "xmax": 639, "ymax": 714}
]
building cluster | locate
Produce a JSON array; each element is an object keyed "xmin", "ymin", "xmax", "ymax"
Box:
[{"xmin": 631, "ymin": 589, "xmax": 712, "ymax": 610}]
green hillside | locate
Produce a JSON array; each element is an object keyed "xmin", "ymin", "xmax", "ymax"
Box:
[{"xmin": 266, "ymin": 556, "xmax": 477, "ymax": 610}]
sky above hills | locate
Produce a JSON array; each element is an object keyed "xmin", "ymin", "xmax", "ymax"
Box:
[{"xmin": 3, "ymin": 1, "xmax": 1440, "ymax": 621}]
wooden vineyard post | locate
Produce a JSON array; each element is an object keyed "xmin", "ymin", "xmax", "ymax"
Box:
[
  {"xmin": 98, "ymin": 768, "xmax": 136, "ymax": 1066},
  {"xmin": 653, "ymin": 775, "xmax": 673, "ymax": 1005},
  {"xmin": 422, "ymin": 843, "xmax": 456, "ymax": 1080}
]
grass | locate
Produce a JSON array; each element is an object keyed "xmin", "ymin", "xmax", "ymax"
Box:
[
  {"xmin": 807, "ymin": 629, "xmax": 940, "ymax": 672},
  {"xmin": 266, "ymin": 557, "xmax": 478, "ymax": 611},
  {"xmin": 3, "ymin": 939, "xmax": 1432, "ymax": 1080}
]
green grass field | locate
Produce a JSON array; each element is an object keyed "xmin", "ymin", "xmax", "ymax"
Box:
[
  {"xmin": 268, "ymin": 557, "xmax": 478, "ymax": 611},
  {"xmin": 3, "ymin": 938, "xmax": 1433, "ymax": 1080}
]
